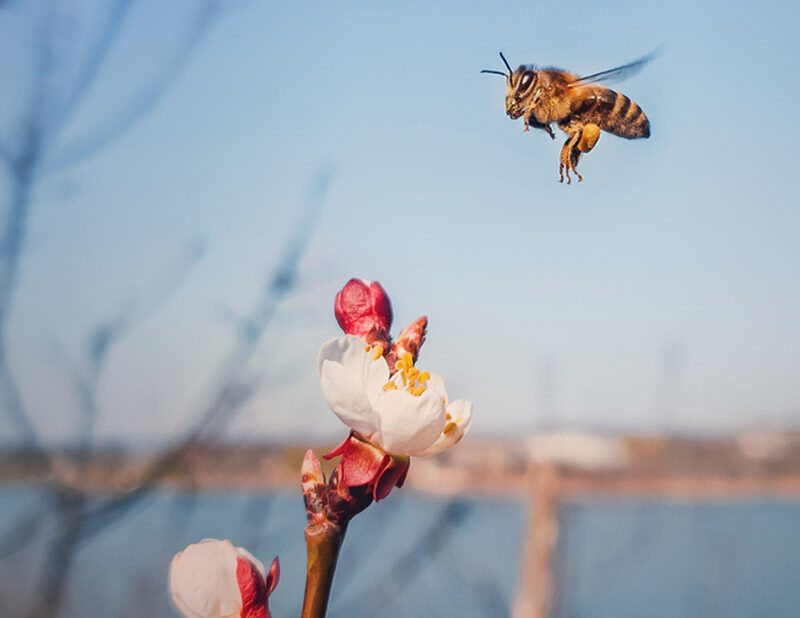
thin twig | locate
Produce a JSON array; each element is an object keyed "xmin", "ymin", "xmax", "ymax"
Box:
[{"xmin": 41, "ymin": 0, "xmax": 222, "ymax": 176}]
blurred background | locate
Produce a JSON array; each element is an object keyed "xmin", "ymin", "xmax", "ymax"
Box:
[{"xmin": 1, "ymin": 0, "xmax": 799, "ymax": 616}]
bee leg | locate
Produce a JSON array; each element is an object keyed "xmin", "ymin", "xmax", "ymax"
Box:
[
  {"xmin": 559, "ymin": 124, "xmax": 600, "ymax": 183},
  {"xmin": 559, "ymin": 132, "xmax": 582, "ymax": 184},
  {"xmin": 525, "ymin": 112, "xmax": 555, "ymax": 139}
]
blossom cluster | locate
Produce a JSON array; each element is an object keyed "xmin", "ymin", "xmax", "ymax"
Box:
[{"xmin": 168, "ymin": 278, "xmax": 472, "ymax": 617}]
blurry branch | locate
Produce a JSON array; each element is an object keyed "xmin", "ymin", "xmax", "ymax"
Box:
[
  {"xmin": 42, "ymin": 0, "xmax": 222, "ymax": 176},
  {"xmin": 77, "ymin": 169, "xmax": 332, "ymax": 537},
  {"xmin": 0, "ymin": 5, "xmax": 58, "ymax": 450},
  {"xmin": 0, "ymin": 238, "xmax": 205, "ymax": 561},
  {"xmin": 440, "ymin": 539, "xmax": 509, "ymax": 616},
  {"xmin": 0, "ymin": 170, "xmax": 332, "ymax": 564},
  {"xmin": 0, "ymin": 140, "xmax": 12, "ymax": 166},
  {"xmin": 69, "ymin": 239, "xmax": 207, "ymax": 450},
  {"xmin": 0, "ymin": 1, "xmax": 222, "ymax": 451},
  {"xmin": 48, "ymin": 0, "xmax": 137, "ymax": 137},
  {"xmin": 19, "ymin": 171, "xmax": 329, "ymax": 617},
  {"xmin": 337, "ymin": 500, "xmax": 472, "ymax": 615},
  {"xmin": 6, "ymin": 240, "xmax": 206, "ymax": 618}
]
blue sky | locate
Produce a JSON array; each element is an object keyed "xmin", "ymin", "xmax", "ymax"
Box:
[{"xmin": 1, "ymin": 0, "xmax": 799, "ymax": 446}]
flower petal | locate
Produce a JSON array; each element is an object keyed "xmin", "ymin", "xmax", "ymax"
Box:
[
  {"xmin": 169, "ymin": 539, "xmax": 242, "ymax": 618},
  {"xmin": 415, "ymin": 399, "xmax": 473, "ymax": 457},
  {"xmin": 373, "ymin": 388, "xmax": 446, "ymax": 455},
  {"xmin": 318, "ymin": 335, "xmax": 389, "ymax": 437}
]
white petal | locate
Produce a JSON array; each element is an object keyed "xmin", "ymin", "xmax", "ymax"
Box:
[
  {"xmin": 169, "ymin": 539, "xmax": 241, "ymax": 618},
  {"xmin": 415, "ymin": 399, "xmax": 473, "ymax": 457},
  {"xmin": 318, "ymin": 335, "xmax": 388, "ymax": 436},
  {"xmin": 424, "ymin": 373, "xmax": 449, "ymax": 402},
  {"xmin": 373, "ymin": 387, "xmax": 447, "ymax": 455}
]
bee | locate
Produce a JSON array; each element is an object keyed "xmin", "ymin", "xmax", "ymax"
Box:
[{"xmin": 482, "ymin": 51, "xmax": 654, "ymax": 183}]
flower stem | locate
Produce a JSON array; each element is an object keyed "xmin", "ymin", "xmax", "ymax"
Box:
[{"xmin": 301, "ymin": 520, "xmax": 347, "ymax": 618}]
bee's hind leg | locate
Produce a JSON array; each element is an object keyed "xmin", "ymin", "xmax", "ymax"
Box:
[
  {"xmin": 559, "ymin": 131, "xmax": 581, "ymax": 184},
  {"xmin": 558, "ymin": 123, "xmax": 600, "ymax": 184}
]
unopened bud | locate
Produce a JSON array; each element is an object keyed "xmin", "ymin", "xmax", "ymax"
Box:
[
  {"xmin": 389, "ymin": 316, "xmax": 428, "ymax": 369},
  {"xmin": 169, "ymin": 539, "xmax": 279, "ymax": 618},
  {"xmin": 302, "ymin": 450, "xmax": 327, "ymax": 526},
  {"xmin": 334, "ymin": 279, "xmax": 392, "ymax": 337}
]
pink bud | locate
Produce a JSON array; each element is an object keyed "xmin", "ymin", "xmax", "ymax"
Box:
[
  {"xmin": 334, "ymin": 279, "xmax": 392, "ymax": 337},
  {"xmin": 169, "ymin": 539, "xmax": 279, "ymax": 618}
]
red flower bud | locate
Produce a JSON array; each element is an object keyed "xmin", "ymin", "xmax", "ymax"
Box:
[
  {"xmin": 169, "ymin": 539, "xmax": 279, "ymax": 618},
  {"xmin": 334, "ymin": 279, "xmax": 392, "ymax": 337}
]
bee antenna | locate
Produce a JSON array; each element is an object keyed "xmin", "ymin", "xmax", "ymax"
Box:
[
  {"xmin": 480, "ymin": 70, "xmax": 507, "ymax": 76},
  {"xmin": 499, "ymin": 51, "xmax": 513, "ymax": 74}
]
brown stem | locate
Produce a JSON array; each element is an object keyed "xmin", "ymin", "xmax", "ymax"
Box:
[{"xmin": 301, "ymin": 520, "xmax": 347, "ymax": 618}]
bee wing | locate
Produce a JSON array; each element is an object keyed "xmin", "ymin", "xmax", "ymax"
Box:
[{"xmin": 568, "ymin": 49, "xmax": 659, "ymax": 88}]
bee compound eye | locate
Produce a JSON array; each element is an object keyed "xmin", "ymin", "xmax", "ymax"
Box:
[{"xmin": 519, "ymin": 71, "xmax": 534, "ymax": 90}]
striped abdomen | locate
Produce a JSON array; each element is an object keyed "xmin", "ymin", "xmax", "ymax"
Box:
[{"xmin": 569, "ymin": 86, "xmax": 650, "ymax": 139}]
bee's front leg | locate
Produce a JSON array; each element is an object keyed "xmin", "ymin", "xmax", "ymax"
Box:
[{"xmin": 523, "ymin": 110, "xmax": 555, "ymax": 139}]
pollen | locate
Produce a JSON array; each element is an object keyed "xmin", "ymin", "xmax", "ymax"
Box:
[
  {"xmin": 371, "ymin": 344, "xmax": 384, "ymax": 361},
  {"xmin": 443, "ymin": 421, "xmax": 457, "ymax": 435},
  {"xmin": 383, "ymin": 381, "xmax": 398, "ymax": 391},
  {"xmin": 390, "ymin": 352, "xmax": 433, "ymax": 398}
]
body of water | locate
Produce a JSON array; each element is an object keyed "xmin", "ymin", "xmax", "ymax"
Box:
[{"xmin": 2, "ymin": 485, "xmax": 799, "ymax": 617}]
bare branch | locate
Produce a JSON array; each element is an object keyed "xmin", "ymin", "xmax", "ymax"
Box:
[
  {"xmin": 336, "ymin": 500, "xmax": 473, "ymax": 615},
  {"xmin": 41, "ymin": 0, "xmax": 223, "ymax": 176},
  {"xmin": 47, "ymin": 0, "xmax": 136, "ymax": 138},
  {"xmin": 0, "ymin": 4, "xmax": 61, "ymax": 449},
  {"xmin": 0, "ymin": 170, "xmax": 332, "ymax": 557},
  {"xmin": 0, "ymin": 141, "xmax": 14, "ymax": 167},
  {"xmin": 70, "ymin": 238, "xmax": 206, "ymax": 448}
]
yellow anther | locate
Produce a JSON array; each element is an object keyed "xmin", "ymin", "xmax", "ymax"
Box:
[
  {"xmin": 417, "ymin": 371, "xmax": 430, "ymax": 383},
  {"xmin": 382, "ymin": 381, "xmax": 398, "ymax": 391},
  {"xmin": 408, "ymin": 385, "xmax": 427, "ymax": 397},
  {"xmin": 443, "ymin": 421, "xmax": 457, "ymax": 435},
  {"xmin": 403, "ymin": 352, "xmax": 413, "ymax": 366},
  {"xmin": 371, "ymin": 345, "xmax": 384, "ymax": 361},
  {"xmin": 445, "ymin": 412, "xmax": 452, "ymax": 421}
]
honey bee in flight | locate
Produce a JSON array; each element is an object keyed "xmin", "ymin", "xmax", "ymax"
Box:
[{"xmin": 482, "ymin": 51, "xmax": 654, "ymax": 183}]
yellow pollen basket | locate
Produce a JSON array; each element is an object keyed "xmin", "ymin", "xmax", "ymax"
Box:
[{"xmin": 385, "ymin": 352, "xmax": 431, "ymax": 397}]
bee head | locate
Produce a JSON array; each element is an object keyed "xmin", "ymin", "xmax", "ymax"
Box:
[
  {"xmin": 506, "ymin": 68, "xmax": 538, "ymax": 119},
  {"xmin": 481, "ymin": 52, "xmax": 538, "ymax": 120}
]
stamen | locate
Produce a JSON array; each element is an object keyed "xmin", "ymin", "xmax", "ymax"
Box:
[
  {"xmin": 389, "ymin": 352, "xmax": 434, "ymax": 398},
  {"xmin": 383, "ymin": 381, "xmax": 398, "ymax": 391},
  {"xmin": 371, "ymin": 344, "xmax": 384, "ymax": 361},
  {"xmin": 443, "ymin": 421, "xmax": 457, "ymax": 435}
]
